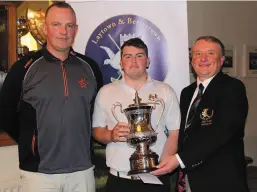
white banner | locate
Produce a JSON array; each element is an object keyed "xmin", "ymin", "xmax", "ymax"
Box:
[{"xmin": 68, "ymin": 1, "xmax": 190, "ymax": 98}]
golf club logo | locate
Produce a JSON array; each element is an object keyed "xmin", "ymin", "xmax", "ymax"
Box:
[{"xmin": 85, "ymin": 14, "xmax": 169, "ymax": 85}]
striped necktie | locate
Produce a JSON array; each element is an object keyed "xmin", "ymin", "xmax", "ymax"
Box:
[
  {"xmin": 185, "ymin": 83, "xmax": 204, "ymax": 129},
  {"xmin": 178, "ymin": 83, "xmax": 204, "ymax": 192}
]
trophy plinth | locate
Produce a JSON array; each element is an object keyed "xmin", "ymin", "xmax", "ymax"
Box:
[{"xmin": 112, "ymin": 92, "xmax": 165, "ymax": 175}]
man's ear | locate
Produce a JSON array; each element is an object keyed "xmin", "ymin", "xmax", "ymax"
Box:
[
  {"xmin": 75, "ymin": 24, "xmax": 78, "ymax": 37},
  {"xmin": 120, "ymin": 60, "xmax": 124, "ymax": 70},
  {"xmin": 42, "ymin": 22, "xmax": 47, "ymax": 36},
  {"xmin": 220, "ymin": 56, "xmax": 225, "ymax": 67},
  {"xmin": 146, "ymin": 57, "xmax": 150, "ymax": 69}
]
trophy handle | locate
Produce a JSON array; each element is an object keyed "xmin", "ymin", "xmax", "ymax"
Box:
[
  {"xmin": 152, "ymin": 99, "xmax": 165, "ymax": 131},
  {"xmin": 111, "ymin": 102, "xmax": 124, "ymax": 122}
]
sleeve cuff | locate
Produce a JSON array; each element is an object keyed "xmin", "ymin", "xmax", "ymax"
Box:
[{"xmin": 175, "ymin": 153, "xmax": 186, "ymax": 168}]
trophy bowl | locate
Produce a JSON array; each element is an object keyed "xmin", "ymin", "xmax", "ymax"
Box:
[
  {"xmin": 26, "ymin": 8, "xmax": 46, "ymax": 46},
  {"xmin": 112, "ymin": 92, "xmax": 165, "ymax": 175}
]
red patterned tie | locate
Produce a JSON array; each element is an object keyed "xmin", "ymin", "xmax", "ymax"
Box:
[{"xmin": 178, "ymin": 170, "xmax": 186, "ymax": 192}]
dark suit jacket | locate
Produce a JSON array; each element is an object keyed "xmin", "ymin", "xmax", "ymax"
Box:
[{"xmin": 177, "ymin": 72, "xmax": 249, "ymax": 192}]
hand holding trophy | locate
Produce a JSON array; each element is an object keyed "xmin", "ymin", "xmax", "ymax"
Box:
[
  {"xmin": 111, "ymin": 122, "xmax": 130, "ymax": 142},
  {"xmin": 112, "ymin": 92, "xmax": 165, "ymax": 175}
]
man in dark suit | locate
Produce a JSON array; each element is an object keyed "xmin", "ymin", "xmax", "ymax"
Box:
[{"xmin": 152, "ymin": 36, "xmax": 249, "ymax": 192}]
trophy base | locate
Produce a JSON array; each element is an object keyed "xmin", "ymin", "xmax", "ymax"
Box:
[
  {"xmin": 128, "ymin": 152, "xmax": 159, "ymax": 176},
  {"xmin": 128, "ymin": 167, "xmax": 157, "ymax": 176}
]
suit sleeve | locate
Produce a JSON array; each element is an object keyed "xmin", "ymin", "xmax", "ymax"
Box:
[
  {"xmin": 178, "ymin": 80, "xmax": 248, "ymax": 170},
  {"xmin": 0, "ymin": 60, "xmax": 26, "ymax": 142}
]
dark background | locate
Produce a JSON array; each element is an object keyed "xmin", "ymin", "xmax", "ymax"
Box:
[
  {"xmin": 0, "ymin": 6, "xmax": 8, "ymax": 72},
  {"xmin": 0, "ymin": 6, "xmax": 8, "ymax": 134}
]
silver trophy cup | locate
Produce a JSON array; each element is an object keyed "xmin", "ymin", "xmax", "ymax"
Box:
[{"xmin": 112, "ymin": 92, "xmax": 165, "ymax": 175}]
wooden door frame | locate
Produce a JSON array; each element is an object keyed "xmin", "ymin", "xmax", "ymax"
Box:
[{"xmin": 0, "ymin": 2, "xmax": 17, "ymax": 147}]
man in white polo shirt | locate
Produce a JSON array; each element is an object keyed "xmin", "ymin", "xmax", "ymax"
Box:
[{"xmin": 92, "ymin": 38, "xmax": 180, "ymax": 192}]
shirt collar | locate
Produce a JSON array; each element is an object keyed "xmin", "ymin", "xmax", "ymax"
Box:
[
  {"xmin": 120, "ymin": 73, "xmax": 153, "ymax": 85},
  {"xmin": 42, "ymin": 44, "xmax": 76, "ymax": 63},
  {"xmin": 196, "ymin": 73, "xmax": 217, "ymax": 93},
  {"xmin": 120, "ymin": 74, "xmax": 153, "ymax": 92}
]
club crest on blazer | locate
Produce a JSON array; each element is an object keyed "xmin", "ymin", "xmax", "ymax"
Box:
[{"xmin": 200, "ymin": 108, "xmax": 214, "ymax": 126}]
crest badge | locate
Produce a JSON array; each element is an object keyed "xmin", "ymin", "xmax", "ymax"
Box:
[
  {"xmin": 200, "ymin": 108, "xmax": 214, "ymax": 126},
  {"xmin": 148, "ymin": 94, "xmax": 157, "ymax": 101},
  {"xmin": 78, "ymin": 77, "xmax": 87, "ymax": 88}
]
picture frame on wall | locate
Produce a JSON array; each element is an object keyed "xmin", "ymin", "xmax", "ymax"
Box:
[
  {"xmin": 243, "ymin": 44, "xmax": 257, "ymax": 78},
  {"xmin": 222, "ymin": 45, "xmax": 236, "ymax": 77}
]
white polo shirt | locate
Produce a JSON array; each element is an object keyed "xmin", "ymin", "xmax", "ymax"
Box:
[{"xmin": 92, "ymin": 76, "xmax": 180, "ymax": 172}]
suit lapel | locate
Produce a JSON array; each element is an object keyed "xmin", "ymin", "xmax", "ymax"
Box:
[
  {"xmin": 178, "ymin": 82, "xmax": 197, "ymax": 147},
  {"xmin": 186, "ymin": 72, "xmax": 225, "ymax": 131},
  {"xmin": 182, "ymin": 83, "xmax": 196, "ymax": 128},
  {"xmin": 198, "ymin": 71, "xmax": 224, "ymax": 107}
]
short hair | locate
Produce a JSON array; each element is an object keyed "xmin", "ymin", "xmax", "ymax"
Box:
[
  {"xmin": 193, "ymin": 36, "xmax": 225, "ymax": 56},
  {"xmin": 45, "ymin": 2, "xmax": 76, "ymax": 19},
  {"xmin": 121, "ymin": 38, "xmax": 148, "ymax": 57}
]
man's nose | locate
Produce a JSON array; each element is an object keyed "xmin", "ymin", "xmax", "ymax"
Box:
[
  {"xmin": 200, "ymin": 53, "xmax": 208, "ymax": 61},
  {"xmin": 132, "ymin": 56, "xmax": 136, "ymax": 63},
  {"xmin": 60, "ymin": 25, "xmax": 67, "ymax": 35}
]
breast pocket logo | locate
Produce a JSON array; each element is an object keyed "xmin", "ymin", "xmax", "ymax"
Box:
[
  {"xmin": 200, "ymin": 108, "xmax": 214, "ymax": 126},
  {"xmin": 85, "ymin": 14, "xmax": 169, "ymax": 85}
]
